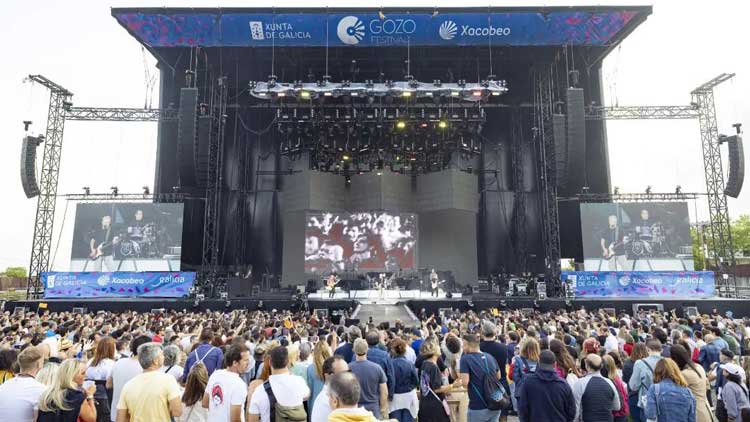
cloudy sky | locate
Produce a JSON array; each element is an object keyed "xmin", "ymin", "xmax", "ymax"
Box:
[{"xmin": 0, "ymin": 0, "xmax": 747, "ymax": 271}]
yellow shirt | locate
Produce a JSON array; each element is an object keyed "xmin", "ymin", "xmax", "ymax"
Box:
[
  {"xmin": 117, "ymin": 370, "xmax": 181, "ymax": 422},
  {"xmin": 0, "ymin": 370, "xmax": 13, "ymax": 385}
]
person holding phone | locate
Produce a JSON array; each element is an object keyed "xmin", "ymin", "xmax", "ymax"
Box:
[{"xmin": 37, "ymin": 358, "xmax": 98, "ymax": 422}]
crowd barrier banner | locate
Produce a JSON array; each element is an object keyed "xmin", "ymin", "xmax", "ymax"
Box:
[
  {"xmin": 562, "ymin": 271, "xmax": 715, "ymax": 298},
  {"xmin": 42, "ymin": 272, "xmax": 194, "ymax": 298}
]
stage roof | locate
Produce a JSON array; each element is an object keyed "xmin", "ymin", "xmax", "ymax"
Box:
[{"xmin": 111, "ymin": 6, "xmax": 652, "ymax": 50}]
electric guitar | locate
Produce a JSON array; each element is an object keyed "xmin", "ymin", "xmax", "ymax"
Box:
[
  {"xmin": 431, "ymin": 279, "xmax": 445, "ymax": 290},
  {"xmin": 325, "ymin": 276, "xmax": 340, "ymax": 291},
  {"xmin": 89, "ymin": 240, "xmax": 114, "ymax": 260},
  {"xmin": 602, "ymin": 239, "xmax": 627, "ymax": 260}
]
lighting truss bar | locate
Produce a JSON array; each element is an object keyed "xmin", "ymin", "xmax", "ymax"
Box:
[
  {"xmin": 275, "ymin": 107, "xmax": 485, "ymax": 124},
  {"xmin": 585, "ymin": 105, "xmax": 701, "ymax": 120},
  {"xmin": 64, "ymin": 107, "xmax": 178, "ymax": 122},
  {"xmin": 63, "ymin": 193, "xmax": 192, "ymax": 202},
  {"xmin": 564, "ymin": 192, "xmax": 702, "ymax": 203},
  {"xmin": 250, "ymin": 79, "xmax": 508, "ymax": 101}
]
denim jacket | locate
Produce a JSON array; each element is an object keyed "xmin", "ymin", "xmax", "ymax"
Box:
[
  {"xmin": 392, "ymin": 356, "xmax": 418, "ymax": 394},
  {"xmin": 645, "ymin": 379, "xmax": 696, "ymax": 422}
]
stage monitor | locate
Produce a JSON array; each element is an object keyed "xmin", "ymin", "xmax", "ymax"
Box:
[
  {"xmin": 305, "ymin": 211, "xmax": 417, "ymax": 274},
  {"xmin": 70, "ymin": 203, "xmax": 184, "ymax": 271},
  {"xmin": 579, "ymin": 202, "xmax": 693, "ymax": 271}
]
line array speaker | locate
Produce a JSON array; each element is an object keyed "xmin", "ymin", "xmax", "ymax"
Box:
[
  {"xmin": 177, "ymin": 88, "xmax": 199, "ymax": 187},
  {"xmin": 564, "ymin": 87, "xmax": 586, "ymax": 195},
  {"xmin": 20, "ymin": 135, "xmax": 43, "ymax": 198},
  {"xmin": 552, "ymin": 113, "xmax": 567, "ymax": 188},
  {"xmin": 725, "ymin": 135, "xmax": 744, "ymax": 198}
]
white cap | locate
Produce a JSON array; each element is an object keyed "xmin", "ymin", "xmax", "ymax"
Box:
[{"xmin": 720, "ymin": 363, "xmax": 744, "ymax": 377}]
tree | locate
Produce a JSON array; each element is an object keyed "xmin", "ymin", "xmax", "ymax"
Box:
[
  {"xmin": 692, "ymin": 214, "xmax": 750, "ymax": 270},
  {"xmin": 4, "ymin": 267, "xmax": 26, "ymax": 278}
]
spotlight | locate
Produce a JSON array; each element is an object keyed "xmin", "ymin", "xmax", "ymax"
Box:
[
  {"xmin": 675, "ymin": 185, "xmax": 682, "ymax": 194},
  {"xmin": 402, "ymin": 91, "xmax": 412, "ymax": 98},
  {"xmin": 646, "ymin": 185, "xmax": 652, "ymax": 195},
  {"xmin": 110, "ymin": 186, "xmax": 119, "ymax": 196},
  {"xmin": 142, "ymin": 186, "xmax": 150, "ymax": 195},
  {"xmin": 472, "ymin": 91, "xmax": 483, "ymax": 97},
  {"xmin": 438, "ymin": 121, "xmax": 448, "ymax": 129},
  {"xmin": 613, "ymin": 186, "xmax": 620, "ymax": 195},
  {"xmin": 342, "ymin": 154, "xmax": 350, "ymax": 161},
  {"xmin": 277, "ymin": 92, "xmax": 286, "ymax": 97},
  {"xmin": 450, "ymin": 91, "xmax": 460, "ymax": 97},
  {"xmin": 376, "ymin": 171, "xmax": 382, "ymax": 176},
  {"xmin": 82, "ymin": 186, "xmax": 90, "ymax": 196},
  {"xmin": 23, "ymin": 121, "xmax": 32, "ymax": 131},
  {"xmin": 323, "ymin": 92, "xmax": 333, "ymax": 97},
  {"xmin": 396, "ymin": 121, "xmax": 406, "ymax": 130},
  {"xmin": 299, "ymin": 91, "xmax": 310, "ymax": 99}
]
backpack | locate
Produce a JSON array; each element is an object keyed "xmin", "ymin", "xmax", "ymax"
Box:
[
  {"xmin": 469, "ymin": 354, "xmax": 511, "ymax": 411},
  {"xmin": 263, "ymin": 380, "xmax": 307, "ymax": 422},
  {"xmin": 513, "ymin": 357, "xmax": 536, "ymax": 399}
]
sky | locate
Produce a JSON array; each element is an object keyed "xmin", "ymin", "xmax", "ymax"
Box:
[{"xmin": 0, "ymin": 0, "xmax": 748, "ymax": 271}]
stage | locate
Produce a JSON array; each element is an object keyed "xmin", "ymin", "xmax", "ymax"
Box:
[
  {"xmin": 7, "ymin": 290, "xmax": 750, "ymax": 319},
  {"xmin": 308, "ymin": 289, "xmax": 461, "ymax": 304}
]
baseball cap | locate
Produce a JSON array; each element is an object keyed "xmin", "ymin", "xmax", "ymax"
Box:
[
  {"xmin": 720, "ymin": 363, "xmax": 743, "ymax": 377},
  {"xmin": 353, "ymin": 338, "xmax": 369, "ymax": 356}
]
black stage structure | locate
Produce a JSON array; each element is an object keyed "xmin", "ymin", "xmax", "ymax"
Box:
[
  {"xmin": 19, "ymin": 6, "xmax": 744, "ymax": 307},
  {"xmin": 115, "ymin": 6, "xmax": 651, "ymax": 288}
]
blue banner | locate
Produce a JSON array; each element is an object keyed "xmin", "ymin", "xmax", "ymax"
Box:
[
  {"xmin": 563, "ymin": 271, "xmax": 715, "ymax": 298},
  {"xmin": 42, "ymin": 272, "xmax": 194, "ymax": 298},
  {"xmin": 114, "ymin": 11, "xmax": 640, "ymax": 48}
]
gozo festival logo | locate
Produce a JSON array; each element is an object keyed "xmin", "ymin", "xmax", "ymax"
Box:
[
  {"xmin": 337, "ymin": 16, "xmax": 365, "ymax": 45},
  {"xmin": 439, "ymin": 20, "xmax": 458, "ymax": 40},
  {"xmin": 96, "ymin": 274, "xmax": 111, "ymax": 287}
]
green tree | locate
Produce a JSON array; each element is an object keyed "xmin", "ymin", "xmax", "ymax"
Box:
[
  {"xmin": 692, "ymin": 214, "xmax": 750, "ymax": 269},
  {"xmin": 4, "ymin": 267, "xmax": 26, "ymax": 278}
]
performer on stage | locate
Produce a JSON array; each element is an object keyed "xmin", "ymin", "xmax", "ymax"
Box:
[
  {"xmin": 600, "ymin": 215, "xmax": 628, "ymax": 270},
  {"xmin": 326, "ymin": 273, "xmax": 339, "ymax": 299},
  {"xmin": 378, "ymin": 273, "xmax": 386, "ymax": 299},
  {"xmin": 89, "ymin": 215, "xmax": 118, "ymax": 272},
  {"xmin": 430, "ymin": 268, "xmax": 439, "ymax": 297}
]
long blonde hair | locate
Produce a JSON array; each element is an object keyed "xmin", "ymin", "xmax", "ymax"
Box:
[
  {"xmin": 520, "ymin": 337, "xmax": 540, "ymax": 362},
  {"xmin": 287, "ymin": 343, "xmax": 300, "ymax": 369},
  {"xmin": 38, "ymin": 359, "xmax": 84, "ymax": 412},
  {"xmin": 602, "ymin": 354, "xmax": 620, "ymax": 383},
  {"xmin": 654, "ymin": 358, "xmax": 688, "ymax": 387},
  {"xmin": 313, "ymin": 341, "xmax": 332, "ymax": 380}
]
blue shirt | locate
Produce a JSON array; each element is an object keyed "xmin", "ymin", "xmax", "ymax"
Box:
[
  {"xmin": 350, "ymin": 359, "xmax": 387, "ymax": 419},
  {"xmin": 335, "ymin": 342, "xmax": 354, "ymax": 363},
  {"xmin": 411, "ymin": 339, "xmax": 424, "ymax": 355},
  {"xmin": 366, "ymin": 347, "xmax": 395, "ymax": 397},
  {"xmin": 645, "ymin": 379, "xmax": 696, "ymax": 422},
  {"xmin": 460, "ymin": 351, "xmax": 500, "ymax": 410},
  {"xmin": 181, "ymin": 343, "xmax": 223, "ymax": 383},
  {"xmin": 392, "ymin": 356, "xmax": 418, "ymax": 394}
]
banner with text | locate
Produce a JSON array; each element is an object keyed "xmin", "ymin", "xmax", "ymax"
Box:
[
  {"xmin": 563, "ymin": 271, "xmax": 715, "ymax": 298},
  {"xmin": 114, "ymin": 11, "xmax": 641, "ymax": 48},
  {"xmin": 42, "ymin": 272, "xmax": 194, "ymax": 298}
]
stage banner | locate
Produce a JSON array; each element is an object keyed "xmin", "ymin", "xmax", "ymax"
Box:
[
  {"xmin": 114, "ymin": 10, "xmax": 641, "ymax": 48},
  {"xmin": 42, "ymin": 272, "xmax": 194, "ymax": 299},
  {"xmin": 563, "ymin": 271, "xmax": 715, "ymax": 298}
]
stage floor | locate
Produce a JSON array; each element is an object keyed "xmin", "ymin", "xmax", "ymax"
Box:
[{"xmin": 309, "ymin": 289, "xmax": 461, "ymax": 304}]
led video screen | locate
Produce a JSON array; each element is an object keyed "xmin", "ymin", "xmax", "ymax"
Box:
[
  {"xmin": 305, "ymin": 212, "xmax": 417, "ymax": 274},
  {"xmin": 70, "ymin": 203, "xmax": 184, "ymax": 271},
  {"xmin": 579, "ymin": 202, "xmax": 694, "ymax": 271}
]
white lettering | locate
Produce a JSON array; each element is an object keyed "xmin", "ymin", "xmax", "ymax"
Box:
[
  {"xmin": 460, "ymin": 25, "xmax": 511, "ymax": 37},
  {"xmin": 369, "ymin": 19, "xmax": 416, "ymax": 35}
]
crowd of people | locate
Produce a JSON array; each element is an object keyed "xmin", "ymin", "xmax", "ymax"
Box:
[{"xmin": 0, "ymin": 305, "xmax": 749, "ymax": 422}]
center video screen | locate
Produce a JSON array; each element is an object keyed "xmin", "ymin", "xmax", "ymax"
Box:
[
  {"xmin": 305, "ymin": 212, "xmax": 417, "ymax": 274},
  {"xmin": 579, "ymin": 202, "xmax": 694, "ymax": 271},
  {"xmin": 70, "ymin": 203, "xmax": 184, "ymax": 272}
]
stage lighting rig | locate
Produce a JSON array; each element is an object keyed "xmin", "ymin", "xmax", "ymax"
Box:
[
  {"xmin": 82, "ymin": 186, "xmax": 90, "ymax": 196},
  {"xmin": 110, "ymin": 186, "xmax": 119, "ymax": 197}
]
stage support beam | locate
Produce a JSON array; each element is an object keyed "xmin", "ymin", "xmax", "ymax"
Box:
[
  {"xmin": 534, "ymin": 67, "xmax": 561, "ymax": 280},
  {"xmin": 585, "ymin": 105, "xmax": 700, "ymax": 120},
  {"xmin": 26, "ymin": 75, "xmax": 73, "ymax": 299},
  {"xmin": 692, "ymin": 73, "xmax": 737, "ymax": 297},
  {"xmin": 65, "ymin": 107, "xmax": 177, "ymax": 122}
]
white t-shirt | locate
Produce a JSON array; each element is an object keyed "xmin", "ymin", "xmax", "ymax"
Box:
[
  {"xmin": 0, "ymin": 376, "xmax": 46, "ymax": 422},
  {"xmin": 205, "ymin": 369, "xmax": 248, "ymax": 422},
  {"xmin": 42, "ymin": 336, "xmax": 60, "ymax": 358},
  {"xmin": 310, "ymin": 384, "xmax": 332, "ymax": 422},
  {"xmin": 162, "ymin": 364, "xmax": 184, "ymax": 382},
  {"xmin": 87, "ymin": 358, "xmax": 116, "ymax": 380},
  {"xmin": 248, "ymin": 373, "xmax": 311, "ymax": 422},
  {"xmin": 110, "ymin": 358, "xmax": 143, "ymax": 422}
]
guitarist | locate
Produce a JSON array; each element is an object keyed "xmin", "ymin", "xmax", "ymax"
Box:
[
  {"xmin": 430, "ymin": 268, "xmax": 440, "ymax": 297},
  {"xmin": 599, "ymin": 215, "xmax": 627, "ymax": 271},
  {"xmin": 326, "ymin": 273, "xmax": 339, "ymax": 298},
  {"xmin": 89, "ymin": 215, "xmax": 118, "ymax": 272}
]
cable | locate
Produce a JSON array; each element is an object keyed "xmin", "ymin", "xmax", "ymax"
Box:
[{"xmin": 49, "ymin": 198, "xmax": 69, "ymax": 269}]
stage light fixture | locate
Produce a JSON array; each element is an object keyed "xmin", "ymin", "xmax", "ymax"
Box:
[
  {"xmin": 396, "ymin": 121, "xmax": 406, "ymax": 130},
  {"xmin": 342, "ymin": 154, "xmax": 350, "ymax": 161},
  {"xmin": 277, "ymin": 92, "xmax": 286, "ymax": 97},
  {"xmin": 299, "ymin": 91, "xmax": 310, "ymax": 99},
  {"xmin": 402, "ymin": 91, "xmax": 412, "ymax": 98},
  {"xmin": 613, "ymin": 186, "xmax": 620, "ymax": 195},
  {"xmin": 82, "ymin": 186, "xmax": 90, "ymax": 196},
  {"xmin": 675, "ymin": 185, "xmax": 682, "ymax": 194},
  {"xmin": 376, "ymin": 171, "xmax": 382, "ymax": 176},
  {"xmin": 438, "ymin": 121, "xmax": 448, "ymax": 129},
  {"xmin": 110, "ymin": 186, "xmax": 119, "ymax": 196},
  {"xmin": 472, "ymin": 91, "xmax": 483, "ymax": 97},
  {"xmin": 323, "ymin": 92, "xmax": 333, "ymax": 97},
  {"xmin": 142, "ymin": 186, "xmax": 150, "ymax": 195},
  {"xmin": 646, "ymin": 185, "xmax": 653, "ymax": 195},
  {"xmin": 450, "ymin": 91, "xmax": 460, "ymax": 97}
]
